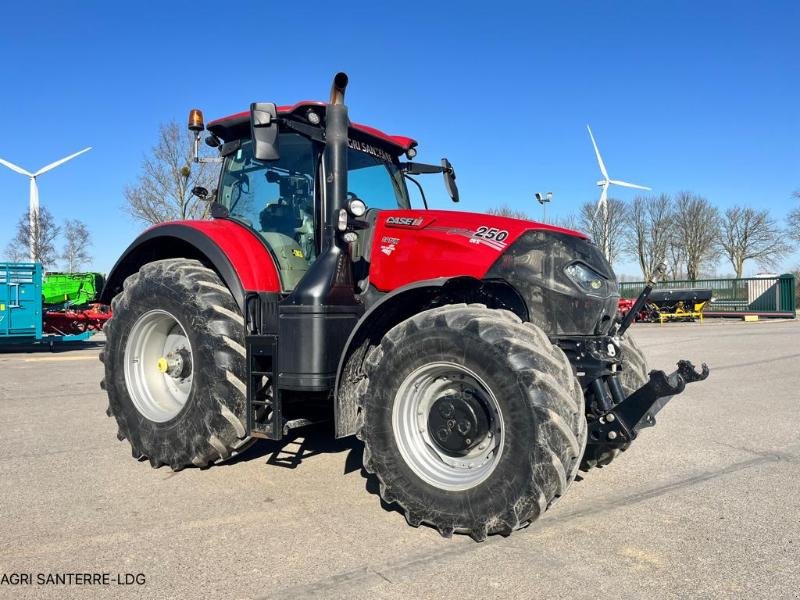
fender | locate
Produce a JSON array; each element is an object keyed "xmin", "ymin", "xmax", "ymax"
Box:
[
  {"xmin": 100, "ymin": 220, "xmax": 281, "ymax": 314},
  {"xmin": 333, "ymin": 276, "xmax": 528, "ymax": 437}
]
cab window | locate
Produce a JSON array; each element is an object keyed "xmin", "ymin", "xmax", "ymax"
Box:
[
  {"xmin": 219, "ymin": 134, "xmax": 318, "ymax": 290},
  {"xmin": 347, "ymin": 149, "xmax": 409, "ymax": 210}
]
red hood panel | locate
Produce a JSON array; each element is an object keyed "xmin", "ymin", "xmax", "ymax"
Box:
[{"xmin": 368, "ymin": 210, "xmax": 587, "ymax": 292}]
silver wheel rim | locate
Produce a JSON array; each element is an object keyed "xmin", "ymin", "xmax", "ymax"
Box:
[
  {"xmin": 124, "ymin": 309, "xmax": 194, "ymax": 423},
  {"xmin": 392, "ymin": 362, "xmax": 504, "ymax": 491}
]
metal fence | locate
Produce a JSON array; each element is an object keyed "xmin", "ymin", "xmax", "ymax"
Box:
[{"xmin": 619, "ymin": 274, "xmax": 797, "ymax": 317}]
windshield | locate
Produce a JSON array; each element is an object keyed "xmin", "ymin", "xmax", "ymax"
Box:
[{"xmin": 346, "ymin": 146, "xmax": 410, "ymax": 210}]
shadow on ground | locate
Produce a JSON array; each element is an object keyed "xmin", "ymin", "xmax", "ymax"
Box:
[{"xmin": 224, "ymin": 424, "xmax": 403, "ymax": 517}]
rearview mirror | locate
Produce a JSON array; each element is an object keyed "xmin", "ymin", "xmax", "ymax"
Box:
[
  {"xmin": 250, "ymin": 102, "xmax": 280, "ymax": 161},
  {"xmin": 442, "ymin": 158, "xmax": 459, "ymax": 202}
]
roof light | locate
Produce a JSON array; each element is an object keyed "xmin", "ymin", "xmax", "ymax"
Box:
[
  {"xmin": 188, "ymin": 109, "xmax": 205, "ymax": 132},
  {"xmin": 307, "ymin": 109, "xmax": 320, "ymax": 125},
  {"xmin": 406, "ymin": 147, "xmax": 417, "ymax": 159}
]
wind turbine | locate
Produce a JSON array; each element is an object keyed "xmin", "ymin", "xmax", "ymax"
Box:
[
  {"xmin": 0, "ymin": 147, "xmax": 91, "ymax": 262},
  {"xmin": 586, "ymin": 125, "xmax": 650, "ymax": 259}
]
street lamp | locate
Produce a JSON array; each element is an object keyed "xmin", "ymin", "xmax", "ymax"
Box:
[{"xmin": 535, "ymin": 191, "xmax": 553, "ymax": 223}]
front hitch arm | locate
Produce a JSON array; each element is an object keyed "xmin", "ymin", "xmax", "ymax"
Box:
[{"xmin": 588, "ymin": 360, "xmax": 709, "ymax": 447}]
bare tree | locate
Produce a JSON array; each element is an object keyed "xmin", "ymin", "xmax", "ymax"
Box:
[
  {"xmin": 625, "ymin": 194, "xmax": 673, "ymax": 281},
  {"xmin": 788, "ymin": 190, "xmax": 800, "ymax": 244},
  {"xmin": 578, "ymin": 198, "xmax": 628, "ymax": 266},
  {"xmin": 487, "ymin": 204, "xmax": 532, "ymax": 220},
  {"xmin": 717, "ymin": 206, "xmax": 791, "ymax": 277},
  {"xmin": 123, "ymin": 121, "xmax": 219, "ymax": 226},
  {"xmin": 665, "ymin": 230, "xmax": 687, "ymax": 280},
  {"xmin": 3, "ymin": 242, "xmax": 26, "ymax": 262},
  {"xmin": 672, "ymin": 192, "xmax": 720, "ymax": 281},
  {"xmin": 4, "ymin": 207, "xmax": 61, "ymax": 268},
  {"xmin": 553, "ymin": 213, "xmax": 580, "ymax": 231},
  {"xmin": 61, "ymin": 219, "xmax": 92, "ymax": 272}
]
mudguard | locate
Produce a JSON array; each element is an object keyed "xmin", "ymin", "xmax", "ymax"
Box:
[{"xmin": 100, "ymin": 220, "xmax": 281, "ymax": 313}]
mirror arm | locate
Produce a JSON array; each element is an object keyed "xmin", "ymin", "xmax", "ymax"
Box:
[
  {"xmin": 400, "ymin": 161, "xmax": 444, "ymax": 175},
  {"xmin": 282, "ymin": 117, "xmax": 326, "ymax": 144},
  {"xmin": 404, "ymin": 174, "xmax": 428, "ymax": 209}
]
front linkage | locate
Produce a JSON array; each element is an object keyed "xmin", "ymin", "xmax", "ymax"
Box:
[
  {"xmin": 555, "ymin": 275, "xmax": 710, "ymax": 462},
  {"xmin": 585, "ymin": 357, "xmax": 708, "ymax": 451}
]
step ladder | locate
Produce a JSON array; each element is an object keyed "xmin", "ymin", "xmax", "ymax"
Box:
[{"xmin": 246, "ymin": 335, "xmax": 282, "ymax": 440}]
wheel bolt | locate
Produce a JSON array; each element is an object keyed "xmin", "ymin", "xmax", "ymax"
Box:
[{"xmin": 608, "ymin": 431, "xmax": 618, "ymax": 440}]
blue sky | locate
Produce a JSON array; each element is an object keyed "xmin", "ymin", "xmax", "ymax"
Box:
[{"xmin": 0, "ymin": 1, "xmax": 797, "ymax": 277}]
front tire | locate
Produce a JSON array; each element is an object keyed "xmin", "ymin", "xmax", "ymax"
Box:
[
  {"xmin": 356, "ymin": 304, "xmax": 586, "ymax": 541},
  {"xmin": 101, "ymin": 259, "xmax": 253, "ymax": 470}
]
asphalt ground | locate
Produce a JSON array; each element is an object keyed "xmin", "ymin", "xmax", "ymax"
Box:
[{"xmin": 0, "ymin": 318, "xmax": 798, "ymax": 599}]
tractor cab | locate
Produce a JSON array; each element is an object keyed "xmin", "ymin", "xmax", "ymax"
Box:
[{"xmin": 205, "ymin": 104, "xmax": 418, "ymax": 292}]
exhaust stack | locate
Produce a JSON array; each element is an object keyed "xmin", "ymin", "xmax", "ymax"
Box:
[
  {"xmin": 324, "ymin": 72, "xmax": 350, "ymax": 228},
  {"xmin": 286, "ymin": 72, "xmax": 354, "ymax": 307},
  {"xmin": 329, "ymin": 72, "xmax": 349, "ymax": 105}
]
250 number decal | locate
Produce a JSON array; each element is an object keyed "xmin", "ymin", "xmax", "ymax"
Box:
[{"xmin": 474, "ymin": 226, "xmax": 509, "ymax": 242}]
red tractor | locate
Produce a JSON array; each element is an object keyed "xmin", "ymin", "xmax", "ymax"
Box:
[{"xmin": 100, "ymin": 73, "xmax": 707, "ymax": 540}]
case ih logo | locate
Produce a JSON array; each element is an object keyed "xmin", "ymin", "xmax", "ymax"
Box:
[{"xmin": 386, "ymin": 216, "xmax": 424, "ymax": 227}]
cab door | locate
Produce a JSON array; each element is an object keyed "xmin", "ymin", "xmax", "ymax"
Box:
[{"xmin": 218, "ymin": 135, "xmax": 320, "ymax": 292}]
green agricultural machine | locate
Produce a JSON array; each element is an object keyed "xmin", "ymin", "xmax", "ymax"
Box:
[
  {"xmin": 42, "ymin": 272, "xmax": 105, "ymax": 309},
  {"xmin": 0, "ymin": 263, "xmax": 110, "ymax": 348}
]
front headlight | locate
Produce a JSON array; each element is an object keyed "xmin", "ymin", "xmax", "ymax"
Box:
[{"xmin": 564, "ymin": 262, "xmax": 609, "ymax": 296}]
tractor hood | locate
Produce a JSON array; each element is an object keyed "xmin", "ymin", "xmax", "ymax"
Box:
[
  {"xmin": 485, "ymin": 229, "xmax": 620, "ymax": 335},
  {"xmin": 368, "ymin": 210, "xmax": 617, "ymax": 336}
]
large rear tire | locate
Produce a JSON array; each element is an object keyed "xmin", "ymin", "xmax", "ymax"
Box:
[
  {"xmin": 356, "ymin": 304, "xmax": 586, "ymax": 541},
  {"xmin": 580, "ymin": 333, "xmax": 649, "ymax": 471},
  {"xmin": 101, "ymin": 259, "xmax": 253, "ymax": 470}
]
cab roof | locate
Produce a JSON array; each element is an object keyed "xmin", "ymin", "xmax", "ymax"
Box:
[{"xmin": 207, "ymin": 101, "xmax": 417, "ymax": 154}]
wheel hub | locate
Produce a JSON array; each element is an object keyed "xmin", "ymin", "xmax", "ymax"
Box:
[
  {"xmin": 392, "ymin": 362, "xmax": 505, "ymax": 491},
  {"xmin": 124, "ymin": 309, "xmax": 194, "ymax": 423},
  {"xmin": 428, "ymin": 391, "xmax": 490, "ymax": 456},
  {"xmin": 157, "ymin": 348, "xmax": 192, "ymax": 379}
]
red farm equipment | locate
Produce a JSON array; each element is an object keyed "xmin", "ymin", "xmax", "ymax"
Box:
[{"xmin": 99, "ymin": 73, "xmax": 708, "ymax": 540}]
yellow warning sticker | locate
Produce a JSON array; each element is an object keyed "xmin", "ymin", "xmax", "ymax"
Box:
[{"xmin": 292, "ymin": 249, "xmax": 304, "ymax": 258}]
